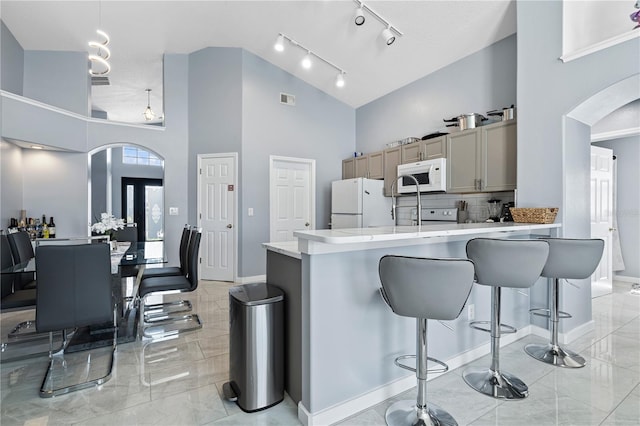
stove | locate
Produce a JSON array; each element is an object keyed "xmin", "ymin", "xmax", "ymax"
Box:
[{"xmin": 421, "ymin": 208, "xmax": 458, "ymax": 223}]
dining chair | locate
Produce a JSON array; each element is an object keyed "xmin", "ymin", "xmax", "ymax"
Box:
[
  {"xmin": 35, "ymin": 243, "xmax": 116, "ymax": 397},
  {"xmin": 1, "ymin": 234, "xmax": 36, "ymax": 312},
  {"xmin": 7, "ymin": 231, "xmax": 36, "ymax": 290},
  {"xmin": 113, "ymin": 223, "xmax": 139, "ymax": 278},
  {"xmin": 142, "ymin": 225, "xmax": 194, "ymax": 319},
  {"xmin": 138, "ymin": 229, "xmax": 202, "ymax": 338}
]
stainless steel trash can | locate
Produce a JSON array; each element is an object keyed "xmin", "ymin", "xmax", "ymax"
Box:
[{"xmin": 223, "ymin": 283, "xmax": 284, "ymax": 412}]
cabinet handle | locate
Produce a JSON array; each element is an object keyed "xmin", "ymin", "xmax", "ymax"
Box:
[{"xmin": 419, "ymin": 152, "xmax": 423, "ymax": 161}]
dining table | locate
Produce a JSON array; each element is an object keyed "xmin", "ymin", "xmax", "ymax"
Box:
[{"xmin": 0, "ymin": 239, "xmax": 166, "ymax": 350}]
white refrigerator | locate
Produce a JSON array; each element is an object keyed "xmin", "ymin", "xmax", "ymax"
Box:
[{"xmin": 331, "ymin": 178, "xmax": 394, "ymax": 229}]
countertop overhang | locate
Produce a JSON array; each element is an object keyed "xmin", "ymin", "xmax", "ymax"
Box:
[{"xmin": 264, "ymin": 222, "xmax": 561, "ymax": 256}]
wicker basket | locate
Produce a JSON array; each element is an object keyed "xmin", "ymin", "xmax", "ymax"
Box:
[{"xmin": 509, "ymin": 207, "xmax": 559, "ymax": 224}]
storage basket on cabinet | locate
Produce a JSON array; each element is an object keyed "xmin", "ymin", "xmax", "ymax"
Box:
[{"xmin": 509, "ymin": 208, "xmax": 559, "ymax": 224}]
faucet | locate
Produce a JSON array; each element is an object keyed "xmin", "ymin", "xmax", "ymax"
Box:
[{"xmin": 390, "ymin": 175, "xmax": 422, "ymax": 226}]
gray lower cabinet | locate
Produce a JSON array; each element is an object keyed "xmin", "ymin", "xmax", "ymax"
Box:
[
  {"xmin": 266, "ymin": 250, "xmax": 302, "ymax": 404},
  {"xmin": 447, "ymin": 120, "xmax": 516, "ymax": 193}
]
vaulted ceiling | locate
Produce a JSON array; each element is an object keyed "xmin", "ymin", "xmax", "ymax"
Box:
[{"xmin": 2, "ymin": 1, "xmax": 517, "ymax": 123}]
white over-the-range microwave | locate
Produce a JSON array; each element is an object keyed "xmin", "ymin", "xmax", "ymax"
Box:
[{"xmin": 396, "ymin": 158, "xmax": 447, "ymax": 193}]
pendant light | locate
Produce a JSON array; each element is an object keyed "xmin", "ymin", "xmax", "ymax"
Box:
[{"xmin": 143, "ymin": 89, "xmax": 155, "ymax": 121}]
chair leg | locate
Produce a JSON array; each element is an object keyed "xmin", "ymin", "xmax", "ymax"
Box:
[
  {"xmin": 525, "ymin": 278, "xmax": 586, "ymax": 368},
  {"xmin": 140, "ymin": 295, "xmax": 202, "ymax": 339},
  {"xmin": 385, "ymin": 319, "xmax": 458, "ymax": 426},
  {"xmin": 39, "ymin": 319, "xmax": 116, "ymax": 398},
  {"xmin": 463, "ymin": 287, "xmax": 529, "ymax": 400}
]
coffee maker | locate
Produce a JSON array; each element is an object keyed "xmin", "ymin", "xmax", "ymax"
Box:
[
  {"xmin": 500, "ymin": 202, "xmax": 515, "ymax": 222},
  {"xmin": 487, "ymin": 199, "xmax": 501, "ymax": 222}
]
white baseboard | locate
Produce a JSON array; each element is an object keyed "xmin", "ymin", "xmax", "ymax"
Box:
[
  {"xmin": 530, "ymin": 320, "xmax": 594, "ymax": 345},
  {"xmin": 236, "ymin": 275, "xmax": 266, "ymax": 284},
  {"xmin": 614, "ymin": 274, "xmax": 640, "ymax": 284},
  {"xmin": 297, "ymin": 325, "xmax": 532, "ymax": 426}
]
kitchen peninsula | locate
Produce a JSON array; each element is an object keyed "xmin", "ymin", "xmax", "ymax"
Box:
[{"xmin": 264, "ymin": 221, "xmax": 561, "ymax": 426}]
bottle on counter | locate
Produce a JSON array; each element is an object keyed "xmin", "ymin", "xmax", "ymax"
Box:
[
  {"xmin": 48, "ymin": 217, "xmax": 56, "ymax": 238},
  {"xmin": 42, "ymin": 222, "xmax": 49, "ymax": 238}
]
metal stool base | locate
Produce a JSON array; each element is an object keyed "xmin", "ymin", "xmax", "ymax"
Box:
[
  {"xmin": 385, "ymin": 399, "xmax": 457, "ymax": 426},
  {"xmin": 524, "ymin": 343, "xmax": 586, "ymax": 368},
  {"xmin": 463, "ymin": 368, "xmax": 528, "ymax": 400}
]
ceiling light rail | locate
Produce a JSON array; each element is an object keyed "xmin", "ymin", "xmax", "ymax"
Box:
[
  {"xmin": 352, "ymin": 0, "xmax": 403, "ymax": 45},
  {"xmin": 274, "ymin": 33, "xmax": 347, "ymax": 88}
]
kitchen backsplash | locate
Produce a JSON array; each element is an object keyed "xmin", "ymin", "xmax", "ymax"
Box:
[{"xmin": 395, "ymin": 191, "xmax": 515, "ymax": 225}]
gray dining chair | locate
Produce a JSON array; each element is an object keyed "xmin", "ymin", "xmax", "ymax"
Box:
[
  {"xmin": 141, "ymin": 225, "xmax": 194, "ymax": 319},
  {"xmin": 137, "ymin": 229, "xmax": 202, "ymax": 338},
  {"xmin": 35, "ymin": 243, "xmax": 116, "ymax": 397}
]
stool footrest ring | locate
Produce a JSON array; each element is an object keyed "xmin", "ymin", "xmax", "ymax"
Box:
[
  {"xmin": 394, "ymin": 354, "xmax": 449, "ymax": 374},
  {"xmin": 469, "ymin": 321, "xmax": 517, "ymax": 334},
  {"xmin": 529, "ymin": 308, "xmax": 572, "ymax": 319}
]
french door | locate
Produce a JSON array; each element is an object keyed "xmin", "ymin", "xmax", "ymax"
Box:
[{"xmin": 121, "ymin": 177, "xmax": 164, "ymax": 242}]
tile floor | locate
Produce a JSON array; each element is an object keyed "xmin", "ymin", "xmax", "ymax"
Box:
[{"xmin": 1, "ymin": 280, "xmax": 638, "ymax": 425}]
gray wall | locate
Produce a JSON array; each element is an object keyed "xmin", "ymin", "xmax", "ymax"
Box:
[
  {"xmin": 0, "ymin": 140, "xmax": 23, "ymax": 227},
  {"xmin": 240, "ymin": 50, "xmax": 354, "ymax": 277},
  {"xmin": 0, "ymin": 49, "xmax": 190, "ymax": 267},
  {"xmin": 516, "ymin": 0, "xmax": 640, "ymax": 333},
  {"xmin": 187, "ymin": 46, "xmax": 243, "ymax": 228},
  {"xmin": 593, "ymin": 136, "xmax": 640, "ymax": 279},
  {"xmin": 90, "ymin": 149, "xmax": 107, "ymax": 221},
  {"xmin": 356, "ymin": 35, "xmax": 516, "ymax": 153},
  {"xmin": 23, "ymin": 51, "xmax": 89, "ymax": 116},
  {"xmin": 1, "ymin": 21, "xmax": 23, "ymax": 94}
]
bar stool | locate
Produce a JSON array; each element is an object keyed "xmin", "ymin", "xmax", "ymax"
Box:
[
  {"xmin": 463, "ymin": 238, "xmax": 549, "ymax": 400},
  {"xmin": 525, "ymin": 238, "xmax": 604, "ymax": 368},
  {"xmin": 379, "ymin": 255, "xmax": 475, "ymax": 426}
]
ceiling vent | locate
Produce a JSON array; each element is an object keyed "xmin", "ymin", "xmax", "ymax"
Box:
[
  {"xmin": 280, "ymin": 93, "xmax": 295, "ymax": 106},
  {"xmin": 91, "ymin": 76, "xmax": 110, "ymax": 86}
]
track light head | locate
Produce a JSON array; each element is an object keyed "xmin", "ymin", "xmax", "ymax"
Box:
[
  {"xmin": 381, "ymin": 27, "xmax": 395, "ymax": 46},
  {"xmin": 335, "ymin": 72, "xmax": 345, "ymax": 88},
  {"xmin": 274, "ymin": 34, "xmax": 285, "ymax": 52},
  {"xmin": 354, "ymin": 7, "xmax": 365, "ymax": 26},
  {"xmin": 301, "ymin": 52, "xmax": 312, "ymax": 69}
]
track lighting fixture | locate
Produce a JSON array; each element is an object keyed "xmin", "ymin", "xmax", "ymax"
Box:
[
  {"xmin": 354, "ymin": 4, "xmax": 365, "ymax": 26},
  {"xmin": 143, "ymin": 89, "xmax": 155, "ymax": 121},
  {"xmin": 273, "ymin": 33, "xmax": 346, "ymax": 89},
  {"xmin": 381, "ymin": 26, "xmax": 395, "ymax": 46},
  {"xmin": 351, "ymin": 0, "xmax": 402, "ymax": 46},
  {"xmin": 301, "ymin": 52, "xmax": 312, "ymax": 69},
  {"xmin": 274, "ymin": 34, "xmax": 285, "ymax": 52}
]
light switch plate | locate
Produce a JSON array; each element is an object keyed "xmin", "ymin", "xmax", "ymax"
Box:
[
  {"xmin": 169, "ymin": 207, "xmax": 179, "ymax": 216},
  {"xmin": 248, "ymin": 208, "xmax": 254, "ymax": 217}
]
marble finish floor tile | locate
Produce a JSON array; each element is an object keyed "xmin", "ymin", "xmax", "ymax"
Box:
[{"xmin": 2, "ymin": 279, "xmax": 638, "ymax": 426}]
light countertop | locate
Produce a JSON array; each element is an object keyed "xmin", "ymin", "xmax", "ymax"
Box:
[{"xmin": 264, "ymin": 222, "xmax": 561, "ymax": 256}]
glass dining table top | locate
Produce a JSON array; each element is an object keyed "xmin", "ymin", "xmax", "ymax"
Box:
[{"xmin": 1, "ymin": 241, "xmax": 165, "ymax": 274}]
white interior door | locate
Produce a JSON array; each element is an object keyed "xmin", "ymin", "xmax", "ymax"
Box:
[
  {"xmin": 590, "ymin": 146, "xmax": 613, "ymax": 298},
  {"xmin": 198, "ymin": 154, "xmax": 236, "ymax": 281},
  {"xmin": 270, "ymin": 156, "xmax": 315, "ymax": 242}
]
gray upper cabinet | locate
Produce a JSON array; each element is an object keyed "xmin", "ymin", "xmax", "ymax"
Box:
[
  {"xmin": 447, "ymin": 131, "xmax": 482, "ymax": 193},
  {"xmin": 383, "ymin": 146, "xmax": 402, "ymax": 196},
  {"xmin": 447, "ymin": 120, "xmax": 516, "ymax": 193},
  {"xmin": 342, "ymin": 157, "xmax": 355, "ymax": 179},
  {"xmin": 401, "ymin": 137, "xmax": 446, "ymax": 164},
  {"xmin": 481, "ymin": 120, "xmax": 517, "ymax": 192},
  {"xmin": 348, "ymin": 151, "xmax": 384, "ymax": 179}
]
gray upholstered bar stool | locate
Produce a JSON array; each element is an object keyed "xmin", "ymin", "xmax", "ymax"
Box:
[
  {"xmin": 525, "ymin": 238, "xmax": 604, "ymax": 368},
  {"xmin": 463, "ymin": 238, "xmax": 549, "ymax": 400},
  {"xmin": 379, "ymin": 255, "xmax": 475, "ymax": 426}
]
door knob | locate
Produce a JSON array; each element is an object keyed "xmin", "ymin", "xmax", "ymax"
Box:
[
  {"xmin": 227, "ymin": 224, "xmax": 233, "ymax": 229},
  {"xmin": 609, "ymin": 227, "xmax": 616, "ymax": 232},
  {"xmin": 305, "ymin": 222, "xmax": 310, "ymax": 227}
]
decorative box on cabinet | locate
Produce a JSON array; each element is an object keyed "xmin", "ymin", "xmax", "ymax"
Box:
[{"xmin": 446, "ymin": 120, "xmax": 516, "ymax": 193}]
